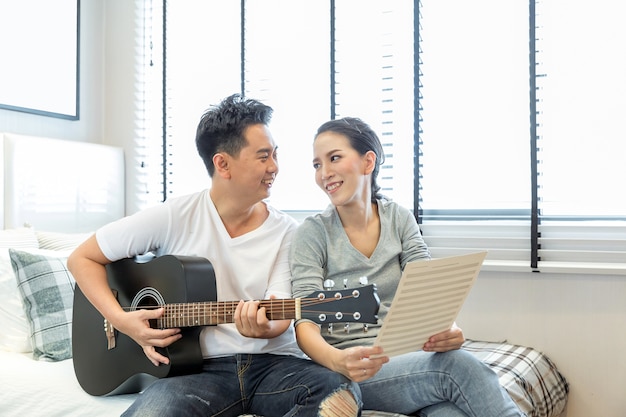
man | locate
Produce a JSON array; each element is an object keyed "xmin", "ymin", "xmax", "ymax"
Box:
[{"xmin": 68, "ymin": 94, "xmax": 360, "ymax": 417}]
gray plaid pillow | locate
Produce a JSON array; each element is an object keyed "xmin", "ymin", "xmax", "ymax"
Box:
[{"xmin": 9, "ymin": 249, "xmax": 74, "ymax": 361}]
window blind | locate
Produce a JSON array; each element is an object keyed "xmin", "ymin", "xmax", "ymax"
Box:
[
  {"xmin": 157, "ymin": 0, "xmax": 417, "ymax": 213},
  {"xmin": 243, "ymin": 0, "xmax": 330, "ymax": 211},
  {"xmin": 139, "ymin": 0, "xmax": 626, "ymax": 275},
  {"xmin": 418, "ymin": 0, "xmax": 626, "ymax": 274},
  {"xmin": 533, "ymin": 0, "xmax": 626, "ymax": 273},
  {"xmin": 162, "ymin": 0, "xmax": 241, "ymax": 200},
  {"xmin": 332, "ymin": 0, "xmax": 415, "ymax": 211},
  {"xmin": 135, "ymin": 0, "xmax": 165, "ymax": 210},
  {"xmin": 417, "ymin": 0, "xmax": 536, "ymax": 271}
]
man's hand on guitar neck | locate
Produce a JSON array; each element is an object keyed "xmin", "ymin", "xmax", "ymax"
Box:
[
  {"xmin": 234, "ymin": 295, "xmax": 291, "ymax": 340},
  {"xmin": 113, "ymin": 307, "xmax": 183, "ymax": 367}
]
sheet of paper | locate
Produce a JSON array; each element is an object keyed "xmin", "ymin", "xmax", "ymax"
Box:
[{"xmin": 373, "ymin": 251, "xmax": 487, "ymax": 357}]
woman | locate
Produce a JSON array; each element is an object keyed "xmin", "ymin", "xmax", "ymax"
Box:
[{"xmin": 289, "ymin": 117, "xmax": 523, "ymax": 417}]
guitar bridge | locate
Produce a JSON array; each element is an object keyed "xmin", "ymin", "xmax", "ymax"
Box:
[
  {"xmin": 104, "ymin": 289, "xmax": 118, "ymax": 350},
  {"xmin": 104, "ymin": 319, "xmax": 116, "ymax": 350}
]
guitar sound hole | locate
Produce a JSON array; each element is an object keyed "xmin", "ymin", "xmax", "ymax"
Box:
[
  {"xmin": 135, "ymin": 295, "xmax": 162, "ymax": 329},
  {"xmin": 138, "ymin": 297, "xmax": 159, "ymax": 308}
]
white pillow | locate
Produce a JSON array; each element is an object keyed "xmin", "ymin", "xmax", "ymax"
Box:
[
  {"xmin": 0, "ymin": 249, "xmax": 33, "ymax": 352},
  {"xmin": 0, "ymin": 248, "xmax": 72, "ymax": 353},
  {"xmin": 0, "ymin": 228, "xmax": 39, "ymax": 352},
  {"xmin": 0, "ymin": 227, "xmax": 39, "ymax": 249},
  {"xmin": 10, "ymin": 249, "xmax": 75, "ymax": 361},
  {"xmin": 36, "ymin": 230, "xmax": 91, "ymax": 251}
]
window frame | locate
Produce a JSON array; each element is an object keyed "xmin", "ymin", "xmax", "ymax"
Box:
[{"xmin": 140, "ymin": 0, "xmax": 626, "ymax": 276}]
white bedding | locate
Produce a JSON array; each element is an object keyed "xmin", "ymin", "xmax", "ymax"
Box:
[
  {"xmin": 0, "ymin": 341, "xmax": 569, "ymax": 417},
  {"xmin": 0, "ymin": 350, "xmax": 136, "ymax": 417}
]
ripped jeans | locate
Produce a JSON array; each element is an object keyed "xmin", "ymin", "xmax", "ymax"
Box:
[{"xmin": 122, "ymin": 353, "xmax": 361, "ymax": 417}]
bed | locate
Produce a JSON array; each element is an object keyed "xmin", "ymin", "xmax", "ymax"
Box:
[{"xmin": 0, "ymin": 132, "xmax": 569, "ymax": 417}]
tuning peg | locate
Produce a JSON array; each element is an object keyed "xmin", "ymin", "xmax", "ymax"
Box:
[
  {"xmin": 341, "ymin": 279, "xmax": 351, "ymax": 332},
  {"xmin": 323, "ymin": 279, "xmax": 335, "ymax": 334},
  {"xmin": 358, "ymin": 277, "xmax": 369, "ymax": 332}
]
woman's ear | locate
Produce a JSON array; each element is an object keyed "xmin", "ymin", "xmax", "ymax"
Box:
[
  {"xmin": 213, "ymin": 153, "xmax": 231, "ymax": 179},
  {"xmin": 364, "ymin": 150, "xmax": 377, "ymax": 175}
]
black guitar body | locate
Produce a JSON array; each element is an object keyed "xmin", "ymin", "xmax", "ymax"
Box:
[{"xmin": 72, "ymin": 255, "xmax": 216, "ymax": 396}]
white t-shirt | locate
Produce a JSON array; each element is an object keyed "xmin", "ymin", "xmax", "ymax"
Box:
[{"xmin": 96, "ymin": 189, "xmax": 304, "ymax": 359}]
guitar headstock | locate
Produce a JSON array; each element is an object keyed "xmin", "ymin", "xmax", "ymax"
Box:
[{"xmin": 300, "ymin": 284, "xmax": 379, "ymax": 325}]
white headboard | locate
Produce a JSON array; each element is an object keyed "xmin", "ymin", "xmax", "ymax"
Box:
[{"xmin": 1, "ymin": 132, "xmax": 125, "ymax": 233}]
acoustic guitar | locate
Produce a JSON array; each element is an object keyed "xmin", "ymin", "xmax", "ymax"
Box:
[{"xmin": 72, "ymin": 255, "xmax": 379, "ymax": 396}]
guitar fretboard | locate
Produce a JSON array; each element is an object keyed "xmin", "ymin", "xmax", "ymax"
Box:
[{"xmin": 156, "ymin": 299, "xmax": 300, "ymax": 328}]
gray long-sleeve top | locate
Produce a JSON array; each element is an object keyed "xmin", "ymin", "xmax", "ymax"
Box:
[{"xmin": 290, "ymin": 199, "xmax": 431, "ymax": 349}]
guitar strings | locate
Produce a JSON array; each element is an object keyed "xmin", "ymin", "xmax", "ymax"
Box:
[
  {"xmin": 119, "ymin": 294, "xmax": 364, "ymax": 325},
  {"xmin": 119, "ymin": 294, "xmax": 358, "ymax": 312}
]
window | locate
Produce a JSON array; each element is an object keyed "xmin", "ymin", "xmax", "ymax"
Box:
[
  {"xmin": 532, "ymin": 0, "xmax": 626, "ymax": 272},
  {"xmin": 139, "ymin": 0, "xmax": 626, "ymax": 275},
  {"xmin": 151, "ymin": 0, "xmax": 415, "ymax": 214},
  {"xmin": 417, "ymin": 0, "xmax": 534, "ymax": 269}
]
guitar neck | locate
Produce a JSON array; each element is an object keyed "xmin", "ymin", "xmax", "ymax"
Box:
[{"xmin": 156, "ymin": 299, "xmax": 300, "ymax": 328}]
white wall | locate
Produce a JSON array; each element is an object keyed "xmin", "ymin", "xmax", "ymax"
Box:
[
  {"xmin": 458, "ymin": 270, "xmax": 626, "ymax": 417},
  {"xmin": 0, "ymin": 0, "xmax": 104, "ymax": 143},
  {"xmin": 0, "ymin": 0, "xmax": 139, "ymax": 215},
  {"xmin": 102, "ymin": 0, "xmax": 142, "ymax": 215}
]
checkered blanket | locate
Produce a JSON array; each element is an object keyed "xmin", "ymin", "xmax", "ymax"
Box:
[{"xmin": 462, "ymin": 340, "xmax": 569, "ymax": 417}]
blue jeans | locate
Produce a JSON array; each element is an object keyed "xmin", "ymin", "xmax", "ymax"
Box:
[
  {"xmin": 122, "ymin": 354, "xmax": 361, "ymax": 417},
  {"xmin": 359, "ymin": 350, "xmax": 523, "ymax": 417}
]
